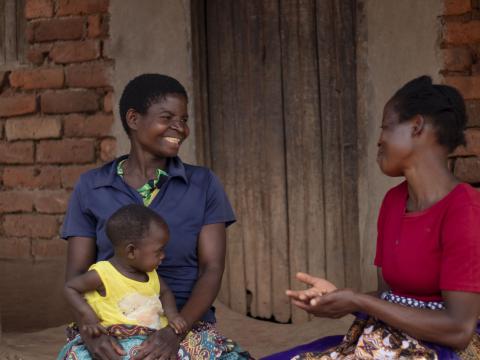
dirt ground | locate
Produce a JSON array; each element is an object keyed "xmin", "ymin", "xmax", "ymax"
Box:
[{"xmin": 0, "ymin": 301, "xmax": 353, "ymax": 359}]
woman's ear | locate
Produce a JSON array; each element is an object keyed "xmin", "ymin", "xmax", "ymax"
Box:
[
  {"xmin": 411, "ymin": 114, "xmax": 425, "ymax": 137},
  {"xmin": 126, "ymin": 243, "xmax": 136, "ymax": 259},
  {"xmin": 126, "ymin": 109, "xmax": 139, "ymax": 132}
]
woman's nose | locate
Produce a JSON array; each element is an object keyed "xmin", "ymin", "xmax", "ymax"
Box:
[{"xmin": 170, "ymin": 118, "xmax": 187, "ymax": 133}]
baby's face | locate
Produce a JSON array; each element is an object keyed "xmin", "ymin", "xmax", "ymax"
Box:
[{"xmin": 133, "ymin": 222, "xmax": 169, "ymax": 272}]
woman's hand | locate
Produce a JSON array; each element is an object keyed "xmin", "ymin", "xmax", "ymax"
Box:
[
  {"xmin": 291, "ymin": 288, "xmax": 359, "ymax": 318},
  {"xmin": 286, "ymin": 272, "xmax": 337, "ymax": 304},
  {"xmin": 131, "ymin": 326, "xmax": 180, "ymax": 360},
  {"xmin": 80, "ymin": 328, "xmax": 125, "ymax": 360}
]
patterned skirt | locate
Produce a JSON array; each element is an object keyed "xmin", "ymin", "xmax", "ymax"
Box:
[
  {"xmin": 57, "ymin": 322, "xmax": 253, "ymax": 360},
  {"xmin": 262, "ymin": 292, "xmax": 480, "ymax": 360}
]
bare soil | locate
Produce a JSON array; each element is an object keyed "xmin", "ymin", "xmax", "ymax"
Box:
[{"xmin": 0, "ymin": 301, "xmax": 353, "ymax": 359}]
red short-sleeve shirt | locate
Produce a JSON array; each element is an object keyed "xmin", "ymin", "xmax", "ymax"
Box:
[{"xmin": 375, "ymin": 181, "xmax": 480, "ymax": 302}]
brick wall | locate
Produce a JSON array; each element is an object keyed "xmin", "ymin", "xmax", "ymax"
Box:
[
  {"xmin": 0, "ymin": 0, "xmax": 115, "ymax": 262},
  {"xmin": 0, "ymin": 0, "xmax": 115, "ymax": 330},
  {"xmin": 443, "ymin": 0, "xmax": 480, "ymax": 183}
]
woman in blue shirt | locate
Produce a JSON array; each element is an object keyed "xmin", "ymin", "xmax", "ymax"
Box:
[{"xmin": 62, "ymin": 74, "xmax": 251, "ymax": 360}]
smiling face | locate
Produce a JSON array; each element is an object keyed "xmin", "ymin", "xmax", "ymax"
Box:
[
  {"xmin": 377, "ymin": 102, "xmax": 415, "ymax": 177},
  {"xmin": 128, "ymin": 94, "xmax": 189, "ymax": 158}
]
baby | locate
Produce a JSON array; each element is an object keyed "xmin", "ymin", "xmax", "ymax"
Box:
[{"xmin": 58, "ymin": 204, "xmax": 186, "ymax": 359}]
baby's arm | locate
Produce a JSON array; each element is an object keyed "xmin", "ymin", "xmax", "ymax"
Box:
[
  {"xmin": 159, "ymin": 276, "xmax": 187, "ymax": 335},
  {"xmin": 64, "ymin": 270, "xmax": 108, "ymax": 337}
]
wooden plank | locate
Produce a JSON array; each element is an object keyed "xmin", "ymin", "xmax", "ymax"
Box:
[
  {"xmin": 239, "ymin": 0, "xmax": 290, "ymax": 320},
  {"xmin": 315, "ymin": 0, "xmax": 346, "ymax": 290},
  {"xmin": 16, "ymin": 0, "xmax": 26, "ymax": 64},
  {"xmin": 4, "ymin": 0, "xmax": 16, "ymax": 63},
  {"xmin": 332, "ymin": 0, "xmax": 361, "ymax": 290},
  {"xmin": 190, "ymin": 0, "xmax": 211, "ymax": 167},
  {"xmin": 0, "ymin": 0, "xmax": 7, "ymax": 65},
  {"xmin": 205, "ymin": 0, "xmax": 248, "ymax": 314},
  {"xmin": 281, "ymin": 0, "xmax": 326, "ymax": 323},
  {"xmin": 259, "ymin": 0, "xmax": 291, "ymax": 323}
]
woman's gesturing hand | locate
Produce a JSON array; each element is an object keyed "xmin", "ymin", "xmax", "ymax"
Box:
[
  {"xmin": 286, "ymin": 272, "xmax": 337, "ymax": 304},
  {"xmin": 292, "ymin": 289, "xmax": 359, "ymax": 318},
  {"xmin": 131, "ymin": 326, "xmax": 180, "ymax": 360},
  {"xmin": 287, "ymin": 272, "xmax": 358, "ymax": 318}
]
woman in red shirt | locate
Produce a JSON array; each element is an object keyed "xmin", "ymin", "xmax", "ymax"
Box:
[{"xmin": 264, "ymin": 76, "xmax": 480, "ymax": 359}]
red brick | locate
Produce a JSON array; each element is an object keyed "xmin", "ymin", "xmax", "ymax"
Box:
[
  {"xmin": 9, "ymin": 68, "xmax": 64, "ymax": 90},
  {"xmin": 0, "ymin": 191, "xmax": 35, "ymax": 212},
  {"xmin": 445, "ymin": 0, "xmax": 472, "ymax": 15},
  {"xmin": 0, "ymin": 142, "xmax": 34, "ymax": 164},
  {"xmin": 64, "ymin": 113, "xmax": 113, "ymax": 137},
  {"xmin": 5, "ymin": 116, "xmax": 61, "ymax": 140},
  {"xmin": 454, "ymin": 156, "xmax": 480, "ymax": 182},
  {"xmin": 37, "ymin": 139, "xmax": 95, "ymax": 164},
  {"xmin": 29, "ymin": 17, "xmax": 84, "ymax": 43},
  {"xmin": 25, "ymin": 0, "xmax": 54, "ymax": 19},
  {"xmin": 60, "ymin": 164, "xmax": 96, "ymax": 188},
  {"xmin": 0, "ymin": 94, "xmax": 37, "ymax": 117},
  {"xmin": 41, "ymin": 90, "xmax": 99, "ymax": 114},
  {"xmin": 57, "ymin": 0, "xmax": 109, "ymax": 15},
  {"xmin": 0, "ymin": 71, "xmax": 8, "ymax": 89},
  {"xmin": 65, "ymin": 62, "xmax": 111, "ymax": 88},
  {"xmin": 34, "ymin": 190, "xmax": 70, "ymax": 213},
  {"xmin": 49, "ymin": 40, "xmax": 100, "ymax": 64},
  {"xmin": 443, "ymin": 21, "xmax": 480, "ymax": 44},
  {"xmin": 3, "ymin": 214, "xmax": 59, "ymax": 238},
  {"xmin": 100, "ymin": 137, "xmax": 115, "ymax": 162},
  {"xmin": 3, "ymin": 166, "xmax": 61, "ymax": 189},
  {"xmin": 103, "ymin": 92, "xmax": 112, "ymax": 113},
  {"xmin": 32, "ymin": 238, "xmax": 67, "ymax": 259},
  {"xmin": 445, "ymin": 76, "xmax": 480, "ymax": 99},
  {"xmin": 443, "ymin": 47, "xmax": 472, "ymax": 71},
  {"xmin": 25, "ymin": 43, "xmax": 52, "ymax": 65},
  {"xmin": 0, "ymin": 119, "xmax": 4, "ymax": 139},
  {"xmin": 0, "ymin": 238, "xmax": 32, "ymax": 259},
  {"xmin": 87, "ymin": 14, "xmax": 109, "ymax": 38},
  {"xmin": 466, "ymin": 100, "xmax": 480, "ymax": 126},
  {"xmin": 452, "ymin": 128, "xmax": 480, "ymax": 156}
]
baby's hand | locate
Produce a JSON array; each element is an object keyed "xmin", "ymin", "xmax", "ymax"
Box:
[
  {"xmin": 169, "ymin": 315, "xmax": 188, "ymax": 335},
  {"xmin": 81, "ymin": 322, "xmax": 108, "ymax": 338}
]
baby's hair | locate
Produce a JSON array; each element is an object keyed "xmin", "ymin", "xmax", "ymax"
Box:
[
  {"xmin": 390, "ymin": 75, "xmax": 467, "ymax": 152},
  {"xmin": 119, "ymin": 73, "xmax": 188, "ymax": 135},
  {"xmin": 106, "ymin": 204, "xmax": 168, "ymax": 247}
]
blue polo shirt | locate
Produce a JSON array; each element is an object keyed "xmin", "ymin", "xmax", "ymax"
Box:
[{"xmin": 61, "ymin": 155, "xmax": 236, "ymax": 323}]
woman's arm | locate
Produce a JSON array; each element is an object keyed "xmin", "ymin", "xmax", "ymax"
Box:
[
  {"xmin": 289, "ymin": 272, "xmax": 480, "ymax": 350},
  {"xmin": 66, "ymin": 236, "xmax": 97, "ymax": 280},
  {"xmin": 179, "ymin": 223, "xmax": 226, "ymax": 329}
]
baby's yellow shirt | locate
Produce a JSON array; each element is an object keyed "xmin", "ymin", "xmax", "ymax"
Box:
[{"xmin": 85, "ymin": 261, "xmax": 168, "ymax": 330}]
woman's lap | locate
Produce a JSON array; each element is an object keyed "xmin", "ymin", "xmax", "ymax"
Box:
[
  {"xmin": 58, "ymin": 323, "xmax": 252, "ymax": 360},
  {"xmin": 260, "ymin": 315, "xmax": 480, "ymax": 360}
]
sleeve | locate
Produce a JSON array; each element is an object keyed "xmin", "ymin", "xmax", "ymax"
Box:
[
  {"xmin": 440, "ymin": 204, "xmax": 480, "ymax": 293},
  {"xmin": 374, "ymin": 194, "xmax": 388, "ymax": 267},
  {"xmin": 203, "ymin": 170, "xmax": 236, "ymax": 227},
  {"xmin": 61, "ymin": 179, "xmax": 97, "ymax": 240}
]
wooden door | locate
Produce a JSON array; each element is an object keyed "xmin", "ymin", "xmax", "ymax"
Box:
[{"xmin": 192, "ymin": 0, "xmax": 359, "ymax": 323}]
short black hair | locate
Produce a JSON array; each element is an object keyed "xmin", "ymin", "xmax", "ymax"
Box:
[
  {"xmin": 106, "ymin": 204, "xmax": 168, "ymax": 247},
  {"xmin": 119, "ymin": 73, "xmax": 188, "ymax": 134},
  {"xmin": 390, "ymin": 75, "xmax": 467, "ymax": 152}
]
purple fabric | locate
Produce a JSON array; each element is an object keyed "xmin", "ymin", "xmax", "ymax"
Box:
[
  {"xmin": 259, "ymin": 335, "xmax": 343, "ymax": 360},
  {"xmin": 260, "ymin": 319, "xmax": 480, "ymax": 359}
]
